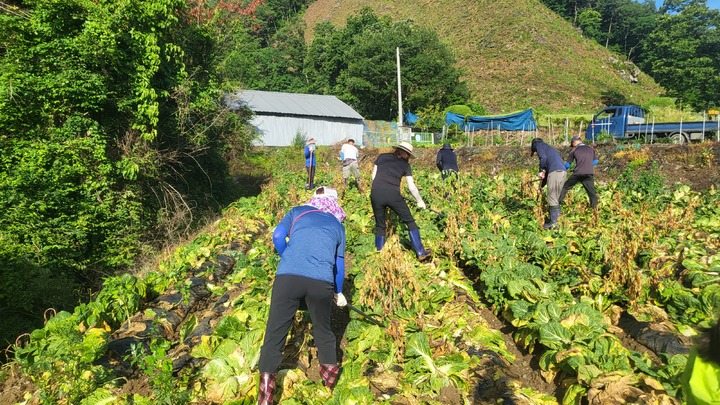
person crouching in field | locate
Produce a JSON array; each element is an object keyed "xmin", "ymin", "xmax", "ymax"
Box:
[
  {"xmin": 257, "ymin": 187, "xmax": 347, "ymax": 404},
  {"xmin": 436, "ymin": 142, "xmax": 459, "ymax": 180},
  {"xmin": 530, "ymin": 138, "xmax": 566, "ymax": 229},
  {"xmin": 559, "ymin": 136, "xmax": 599, "ymax": 211},
  {"xmin": 340, "ymin": 138, "xmax": 363, "ymax": 197}
]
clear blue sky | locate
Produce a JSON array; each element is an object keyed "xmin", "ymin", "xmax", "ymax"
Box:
[{"xmin": 654, "ymin": 0, "xmax": 720, "ymax": 9}]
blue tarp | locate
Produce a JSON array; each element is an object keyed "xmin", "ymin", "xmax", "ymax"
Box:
[
  {"xmin": 445, "ymin": 109, "xmax": 537, "ymax": 131},
  {"xmin": 404, "ymin": 111, "xmax": 418, "ymax": 125}
]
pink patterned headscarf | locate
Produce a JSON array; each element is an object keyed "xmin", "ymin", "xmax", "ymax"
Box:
[{"xmin": 306, "ymin": 187, "xmax": 346, "ymax": 222}]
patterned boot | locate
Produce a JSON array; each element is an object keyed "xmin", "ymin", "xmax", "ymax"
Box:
[
  {"xmin": 319, "ymin": 363, "xmax": 340, "ymax": 389},
  {"xmin": 258, "ymin": 372, "xmax": 276, "ymax": 405}
]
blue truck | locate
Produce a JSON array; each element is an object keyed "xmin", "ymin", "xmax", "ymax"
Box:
[{"xmin": 585, "ymin": 105, "xmax": 720, "ymax": 143}]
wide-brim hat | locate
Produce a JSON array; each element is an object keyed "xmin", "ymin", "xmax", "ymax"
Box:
[
  {"xmin": 396, "ymin": 141, "xmax": 415, "ymax": 157},
  {"xmin": 306, "ymin": 138, "xmax": 316, "ymax": 145}
]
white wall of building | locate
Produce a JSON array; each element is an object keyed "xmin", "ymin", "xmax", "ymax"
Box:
[{"xmin": 251, "ymin": 115, "xmax": 364, "ymax": 147}]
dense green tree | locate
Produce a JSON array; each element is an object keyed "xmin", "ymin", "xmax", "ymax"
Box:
[
  {"xmin": 594, "ymin": 0, "xmax": 656, "ymax": 60},
  {"xmin": 258, "ymin": 16, "xmax": 309, "ymax": 93},
  {"xmin": 607, "ymin": 1, "xmax": 656, "ymax": 60},
  {"xmin": 538, "ymin": 0, "xmax": 718, "ymax": 109},
  {"xmin": 577, "ymin": 8, "xmax": 604, "ymax": 42},
  {"xmin": 208, "ymin": 2, "xmax": 309, "ymax": 93},
  {"xmin": 303, "ymin": 9, "xmax": 385, "ymax": 97},
  {"xmin": 306, "ymin": 8, "xmax": 468, "ymax": 120},
  {"xmin": 638, "ymin": 1, "xmax": 720, "ymax": 109}
]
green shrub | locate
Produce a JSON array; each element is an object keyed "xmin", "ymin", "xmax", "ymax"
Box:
[
  {"xmin": 617, "ymin": 162, "xmax": 666, "ymax": 198},
  {"xmin": 291, "ymin": 130, "xmax": 309, "ymax": 148},
  {"xmin": 643, "ymin": 97, "xmax": 676, "ymax": 109}
]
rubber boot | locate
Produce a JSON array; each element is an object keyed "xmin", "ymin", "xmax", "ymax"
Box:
[
  {"xmin": 258, "ymin": 373, "xmax": 276, "ymax": 405},
  {"xmin": 408, "ymin": 229, "xmax": 432, "ymax": 262},
  {"xmin": 319, "ymin": 363, "xmax": 340, "ymax": 389},
  {"xmin": 543, "ymin": 206, "xmax": 560, "ymax": 229},
  {"xmin": 375, "ymin": 235, "xmax": 386, "ymax": 251}
]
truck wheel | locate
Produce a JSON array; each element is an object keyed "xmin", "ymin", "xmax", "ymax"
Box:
[{"xmin": 668, "ymin": 133, "xmax": 688, "ymax": 144}]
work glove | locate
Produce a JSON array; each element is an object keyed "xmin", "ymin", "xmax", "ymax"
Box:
[
  {"xmin": 334, "ymin": 293, "xmax": 347, "ymax": 307},
  {"xmin": 538, "ymin": 171, "xmax": 546, "ymax": 179},
  {"xmin": 309, "ymin": 145, "xmax": 316, "ymax": 152},
  {"xmin": 537, "ymin": 187, "xmax": 542, "ymax": 195},
  {"xmin": 417, "ymin": 200, "xmax": 427, "ymax": 209}
]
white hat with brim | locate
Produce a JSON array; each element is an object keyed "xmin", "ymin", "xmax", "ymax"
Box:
[{"xmin": 396, "ymin": 141, "xmax": 415, "ymax": 157}]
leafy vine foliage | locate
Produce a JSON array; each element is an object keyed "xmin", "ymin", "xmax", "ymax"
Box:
[{"xmin": 0, "ymin": 0, "xmax": 251, "ymax": 347}]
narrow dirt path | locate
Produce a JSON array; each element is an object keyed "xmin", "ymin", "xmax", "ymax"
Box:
[{"xmin": 471, "ymin": 303, "xmax": 559, "ymax": 401}]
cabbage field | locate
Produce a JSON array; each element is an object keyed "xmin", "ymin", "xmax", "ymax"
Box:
[{"xmin": 2, "ymin": 145, "xmax": 720, "ymax": 404}]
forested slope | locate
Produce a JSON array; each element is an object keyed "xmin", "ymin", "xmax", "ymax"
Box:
[{"xmin": 303, "ymin": 0, "xmax": 665, "ymax": 113}]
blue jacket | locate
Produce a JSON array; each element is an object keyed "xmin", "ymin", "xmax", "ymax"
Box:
[
  {"xmin": 532, "ymin": 140, "xmax": 565, "ymax": 174},
  {"xmin": 271, "ymin": 206, "xmax": 345, "ymax": 293},
  {"xmin": 304, "ymin": 145, "xmax": 316, "ymax": 167}
]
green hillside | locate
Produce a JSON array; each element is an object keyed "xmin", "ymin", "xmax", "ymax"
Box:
[{"xmin": 303, "ymin": 0, "xmax": 665, "ymax": 114}]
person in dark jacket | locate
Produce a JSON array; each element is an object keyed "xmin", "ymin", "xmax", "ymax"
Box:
[
  {"xmin": 304, "ymin": 138, "xmax": 317, "ymax": 190},
  {"xmin": 530, "ymin": 138, "xmax": 566, "ymax": 229},
  {"xmin": 559, "ymin": 136, "xmax": 599, "ymax": 209},
  {"xmin": 436, "ymin": 143, "xmax": 459, "ymax": 180},
  {"xmin": 257, "ymin": 187, "xmax": 347, "ymax": 404},
  {"xmin": 370, "ymin": 142, "xmax": 431, "ymax": 261}
]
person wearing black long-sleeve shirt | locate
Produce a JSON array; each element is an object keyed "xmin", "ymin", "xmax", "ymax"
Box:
[
  {"xmin": 371, "ymin": 142, "xmax": 432, "ymax": 261},
  {"xmin": 436, "ymin": 143, "xmax": 458, "ymax": 180},
  {"xmin": 559, "ymin": 136, "xmax": 599, "ymax": 209}
]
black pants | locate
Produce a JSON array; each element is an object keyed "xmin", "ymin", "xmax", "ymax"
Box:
[
  {"xmin": 258, "ymin": 275, "xmax": 335, "ymax": 373},
  {"xmin": 559, "ymin": 174, "xmax": 598, "ymax": 208},
  {"xmin": 370, "ymin": 189, "xmax": 418, "ymax": 237}
]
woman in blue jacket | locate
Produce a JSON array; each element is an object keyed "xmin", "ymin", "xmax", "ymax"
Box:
[{"xmin": 258, "ymin": 187, "xmax": 346, "ymax": 404}]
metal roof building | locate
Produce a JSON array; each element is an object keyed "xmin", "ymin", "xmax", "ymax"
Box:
[{"xmin": 227, "ymin": 90, "xmax": 365, "ymax": 146}]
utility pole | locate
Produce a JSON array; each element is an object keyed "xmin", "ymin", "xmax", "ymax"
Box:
[{"xmin": 396, "ymin": 47, "xmax": 403, "ymax": 131}]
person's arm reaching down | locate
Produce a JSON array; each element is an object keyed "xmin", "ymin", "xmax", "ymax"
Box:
[
  {"xmin": 334, "ymin": 255, "xmax": 347, "ymax": 307},
  {"xmin": 272, "ymin": 225, "xmax": 288, "ymax": 254},
  {"xmin": 406, "ymin": 176, "xmax": 426, "ymax": 209}
]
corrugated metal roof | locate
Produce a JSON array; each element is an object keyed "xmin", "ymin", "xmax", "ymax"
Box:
[{"xmin": 228, "ymin": 90, "xmax": 364, "ymax": 120}]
